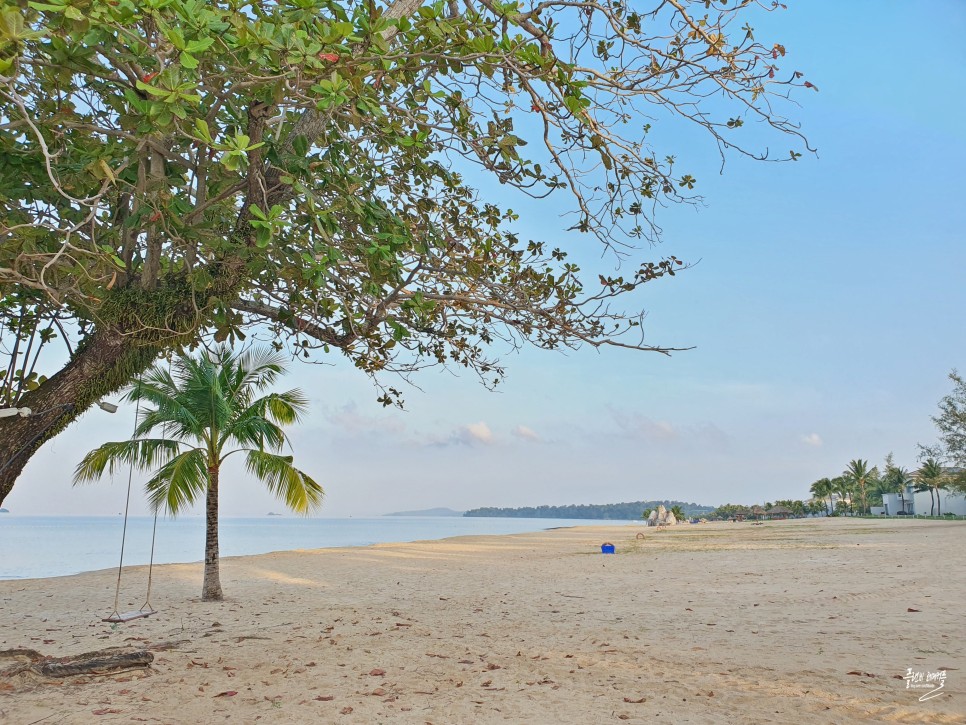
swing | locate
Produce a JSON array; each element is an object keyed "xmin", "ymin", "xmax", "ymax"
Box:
[{"xmin": 103, "ymin": 382, "xmax": 159, "ymax": 623}]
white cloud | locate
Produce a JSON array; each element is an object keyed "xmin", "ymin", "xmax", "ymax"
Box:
[
  {"xmin": 426, "ymin": 420, "xmax": 496, "ymax": 447},
  {"xmin": 512, "ymin": 425, "xmax": 542, "ymax": 443},
  {"xmin": 463, "ymin": 421, "xmax": 494, "ymax": 445},
  {"xmin": 801, "ymin": 433, "xmax": 823, "ymax": 447}
]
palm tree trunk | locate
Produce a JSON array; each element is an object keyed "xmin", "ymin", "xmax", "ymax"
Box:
[
  {"xmin": 929, "ymin": 489, "xmax": 935, "ymax": 516},
  {"xmin": 935, "ymin": 486, "xmax": 941, "ymax": 516},
  {"xmin": 202, "ymin": 466, "xmax": 223, "ymax": 601}
]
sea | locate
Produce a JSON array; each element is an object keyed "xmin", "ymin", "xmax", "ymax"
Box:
[{"xmin": 0, "ymin": 515, "xmax": 633, "ymax": 580}]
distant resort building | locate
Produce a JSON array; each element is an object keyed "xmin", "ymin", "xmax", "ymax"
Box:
[{"xmin": 878, "ymin": 467, "xmax": 966, "ymax": 516}]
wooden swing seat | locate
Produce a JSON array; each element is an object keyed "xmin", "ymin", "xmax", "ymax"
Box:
[{"xmin": 103, "ymin": 609, "xmax": 157, "ymax": 623}]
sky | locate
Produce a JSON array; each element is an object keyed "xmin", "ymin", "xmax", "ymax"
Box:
[{"xmin": 4, "ymin": 0, "xmax": 966, "ymax": 518}]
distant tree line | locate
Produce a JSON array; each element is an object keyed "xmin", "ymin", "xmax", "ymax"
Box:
[
  {"xmin": 709, "ymin": 500, "xmax": 818, "ymax": 520},
  {"xmin": 463, "ymin": 500, "xmax": 714, "ymax": 520}
]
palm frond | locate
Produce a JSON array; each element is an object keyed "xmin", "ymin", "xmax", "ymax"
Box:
[
  {"xmin": 245, "ymin": 450, "xmax": 323, "ymax": 514},
  {"xmin": 144, "ymin": 449, "xmax": 210, "ymax": 515},
  {"xmin": 263, "ymin": 390, "xmax": 309, "ymax": 425},
  {"xmin": 236, "ymin": 347, "xmax": 286, "ymax": 390},
  {"xmin": 223, "ymin": 414, "xmax": 289, "ymax": 452},
  {"xmin": 223, "ymin": 390, "xmax": 307, "ymax": 451},
  {"xmin": 74, "ymin": 439, "xmax": 180, "ymax": 483}
]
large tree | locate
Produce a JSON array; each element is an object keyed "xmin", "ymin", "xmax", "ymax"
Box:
[
  {"xmin": 74, "ymin": 346, "xmax": 321, "ymax": 600},
  {"xmin": 0, "ymin": 0, "xmax": 812, "ymax": 504},
  {"xmin": 927, "ymin": 371, "xmax": 966, "ymax": 495}
]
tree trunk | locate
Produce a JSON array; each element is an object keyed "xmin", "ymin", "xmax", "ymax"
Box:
[
  {"xmin": 935, "ymin": 487, "xmax": 941, "ymax": 516},
  {"xmin": 0, "ymin": 328, "xmax": 158, "ymax": 506},
  {"xmin": 929, "ymin": 489, "xmax": 935, "ymax": 516},
  {"xmin": 0, "ymin": 272, "xmax": 244, "ymax": 506},
  {"xmin": 202, "ymin": 466, "xmax": 223, "ymax": 601}
]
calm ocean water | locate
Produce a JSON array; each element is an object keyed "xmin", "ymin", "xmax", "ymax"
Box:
[{"xmin": 0, "ymin": 515, "xmax": 633, "ymax": 580}]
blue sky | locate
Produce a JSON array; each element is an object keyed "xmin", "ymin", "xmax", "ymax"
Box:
[{"xmin": 5, "ymin": 1, "xmax": 965, "ymax": 517}]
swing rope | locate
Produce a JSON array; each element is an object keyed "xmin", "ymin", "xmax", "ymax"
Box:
[
  {"xmin": 104, "ymin": 376, "xmax": 159, "ymax": 623},
  {"xmin": 141, "ymin": 508, "xmax": 159, "ymax": 613}
]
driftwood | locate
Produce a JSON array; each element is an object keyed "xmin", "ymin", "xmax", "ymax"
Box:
[
  {"xmin": 0, "ymin": 646, "xmax": 153, "ymax": 679},
  {"xmin": 41, "ymin": 649, "xmax": 153, "ymax": 677}
]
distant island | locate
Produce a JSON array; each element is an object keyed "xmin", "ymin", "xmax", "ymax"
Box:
[
  {"xmin": 463, "ymin": 500, "xmax": 714, "ymax": 520},
  {"xmin": 385, "ymin": 507, "xmax": 465, "ymax": 517},
  {"xmin": 0, "ymin": 508, "xmax": 8, "ymax": 514}
]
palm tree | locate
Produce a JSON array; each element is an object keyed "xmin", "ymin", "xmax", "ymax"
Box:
[
  {"xmin": 831, "ymin": 475, "xmax": 853, "ymax": 515},
  {"xmin": 879, "ymin": 460, "xmax": 913, "ymax": 515},
  {"xmin": 916, "ymin": 459, "xmax": 946, "ymax": 516},
  {"xmin": 810, "ymin": 478, "xmax": 834, "ymax": 515},
  {"xmin": 75, "ymin": 346, "xmax": 322, "ymax": 601},
  {"xmin": 844, "ymin": 459, "xmax": 875, "ymax": 515},
  {"xmin": 670, "ymin": 505, "xmax": 685, "ymax": 521}
]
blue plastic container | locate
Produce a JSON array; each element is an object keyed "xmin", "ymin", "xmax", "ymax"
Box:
[{"xmin": 601, "ymin": 543, "xmax": 615, "ymax": 554}]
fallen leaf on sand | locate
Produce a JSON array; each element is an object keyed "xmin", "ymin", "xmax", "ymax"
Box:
[
  {"xmin": 93, "ymin": 709, "xmax": 122, "ymax": 715},
  {"xmin": 369, "ymin": 668, "xmax": 386, "ymax": 676},
  {"xmin": 315, "ymin": 695, "xmax": 335, "ymax": 701},
  {"xmin": 623, "ymin": 696, "xmax": 646, "ymax": 703},
  {"xmin": 340, "ymin": 706, "xmax": 353, "ymax": 714},
  {"xmin": 214, "ymin": 691, "xmax": 238, "ymax": 698},
  {"xmin": 846, "ymin": 671, "xmax": 876, "ymax": 678},
  {"xmin": 907, "ymin": 608, "xmax": 921, "ymax": 613}
]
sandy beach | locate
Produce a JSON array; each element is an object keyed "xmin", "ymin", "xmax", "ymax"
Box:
[{"xmin": 1, "ymin": 517, "xmax": 963, "ymax": 723}]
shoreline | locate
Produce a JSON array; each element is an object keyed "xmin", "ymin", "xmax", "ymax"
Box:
[
  {"xmin": 0, "ymin": 515, "xmax": 640, "ymax": 582},
  {"xmin": 2, "ymin": 518, "xmax": 964, "ymax": 723}
]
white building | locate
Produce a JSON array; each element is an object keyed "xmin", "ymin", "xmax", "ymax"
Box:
[{"xmin": 880, "ymin": 467, "xmax": 966, "ymax": 516}]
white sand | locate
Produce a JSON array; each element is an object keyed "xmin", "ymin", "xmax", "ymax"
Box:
[{"xmin": 1, "ymin": 517, "xmax": 963, "ymax": 723}]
